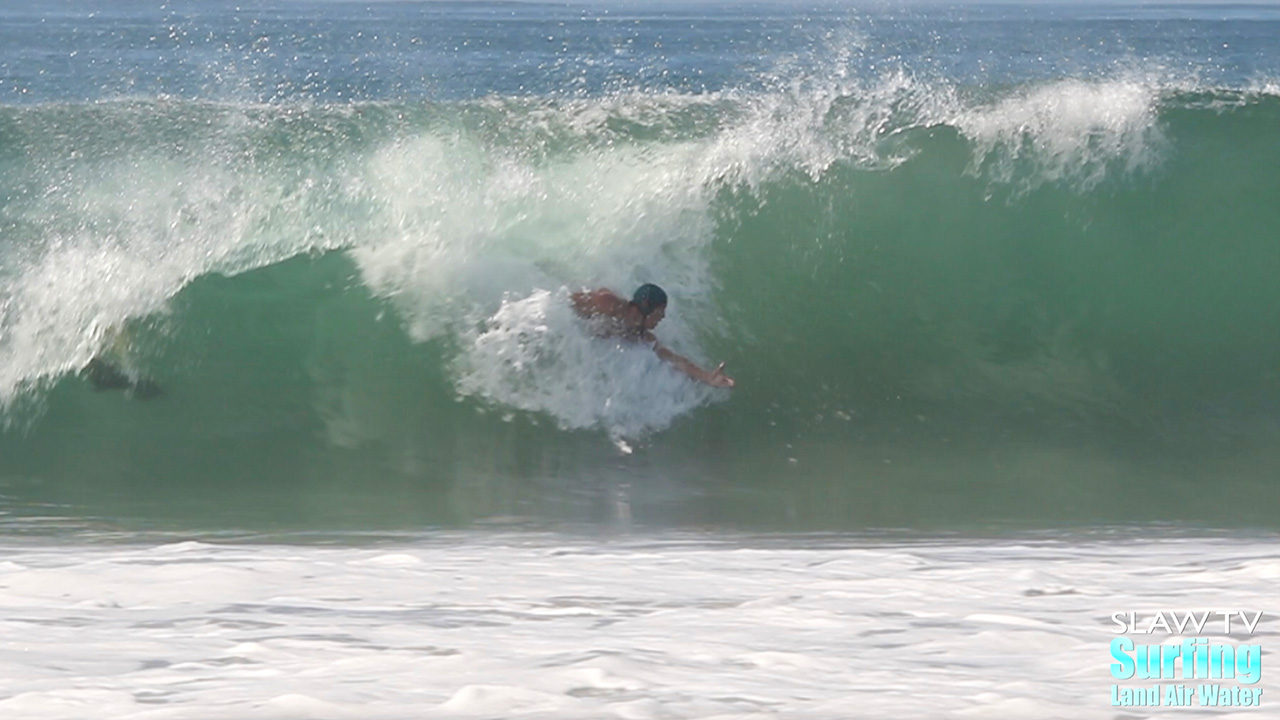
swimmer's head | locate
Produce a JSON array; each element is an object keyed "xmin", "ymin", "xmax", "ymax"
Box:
[
  {"xmin": 632, "ymin": 283, "xmax": 667, "ymax": 315},
  {"xmin": 631, "ymin": 283, "xmax": 668, "ymax": 329}
]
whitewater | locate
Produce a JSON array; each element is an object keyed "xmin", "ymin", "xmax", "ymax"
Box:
[{"xmin": 1, "ymin": 529, "xmax": 1277, "ymax": 720}]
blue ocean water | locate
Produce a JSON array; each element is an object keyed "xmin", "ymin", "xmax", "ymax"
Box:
[{"xmin": 3, "ymin": 1, "xmax": 1280, "ymax": 103}]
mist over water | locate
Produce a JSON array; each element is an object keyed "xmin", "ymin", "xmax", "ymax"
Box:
[{"xmin": 2, "ymin": 1, "xmax": 1280, "ymax": 532}]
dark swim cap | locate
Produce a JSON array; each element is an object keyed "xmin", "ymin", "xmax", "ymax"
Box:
[{"xmin": 631, "ymin": 283, "xmax": 668, "ymax": 316}]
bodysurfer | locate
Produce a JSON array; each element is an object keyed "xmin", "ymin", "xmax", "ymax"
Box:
[
  {"xmin": 80, "ymin": 324, "xmax": 164, "ymax": 399},
  {"xmin": 570, "ymin": 283, "xmax": 735, "ymax": 388}
]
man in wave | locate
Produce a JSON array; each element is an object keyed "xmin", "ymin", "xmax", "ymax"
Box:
[
  {"xmin": 80, "ymin": 324, "xmax": 164, "ymax": 400},
  {"xmin": 571, "ymin": 283, "xmax": 735, "ymax": 388}
]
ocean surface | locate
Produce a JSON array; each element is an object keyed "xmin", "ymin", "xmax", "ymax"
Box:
[{"xmin": 2, "ymin": 1, "xmax": 1279, "ymax": 717}]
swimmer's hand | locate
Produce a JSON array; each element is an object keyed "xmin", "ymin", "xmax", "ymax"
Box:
[
  {"xmin": 706, "ymin": 362, "xmax": 735, "ymax": 389},
  {"xmin": 653, "ymin": 344, "xmax": 736, "ymax": 388}
]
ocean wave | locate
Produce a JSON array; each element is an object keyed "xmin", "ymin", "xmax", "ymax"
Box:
[{"xmin": 2, "ymin": 82, "xmax": 1278, "ymax": 485}]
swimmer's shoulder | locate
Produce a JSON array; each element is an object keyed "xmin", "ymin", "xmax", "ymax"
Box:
[{"xmin": 571, "ymin": 288, "xmax": 628, "ymax": 317}]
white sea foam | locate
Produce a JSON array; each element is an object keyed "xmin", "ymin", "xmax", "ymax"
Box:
[
  {"xmin": 952, "ymin": 78, "xmax": 1166, "ymax": 194},
  {"xmin": 1248, "ymin": 76, "xmax": 1280, "ymax": 97},
  {"xmin": 0, "ymin": 532, "xmax": 1275, "ymax": 719},
  {"xmin": 453, "ymin": 289, "xmax": 713, "ymax": 436}
]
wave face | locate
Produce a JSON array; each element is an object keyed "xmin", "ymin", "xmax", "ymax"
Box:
[{"xmin": 3, "ymin": 2, "xmax": 1280, "ymax": 531}]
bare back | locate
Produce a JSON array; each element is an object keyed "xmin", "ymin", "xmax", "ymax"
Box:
[
  {"xmin": 570, "ymin": 289, "xmax": 651, "ymax": 341},
  {"xmin": 570, "ymin": 289, "xmax": 628, "ymax": 319}
]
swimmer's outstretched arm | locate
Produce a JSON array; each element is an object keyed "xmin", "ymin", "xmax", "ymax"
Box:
[{"xmin": 653, "ymin": 343, "xmax": 735, "ymax": 388}]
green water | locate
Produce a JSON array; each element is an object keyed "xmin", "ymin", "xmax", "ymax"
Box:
[{"xmin": 2, "ymin": 91, "xmax": 1279, "ymax": 532}]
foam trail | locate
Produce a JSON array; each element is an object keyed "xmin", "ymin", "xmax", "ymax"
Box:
[{"xmin": 454, "ymin": 289, "xmax": 713, "ymax": 437}]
